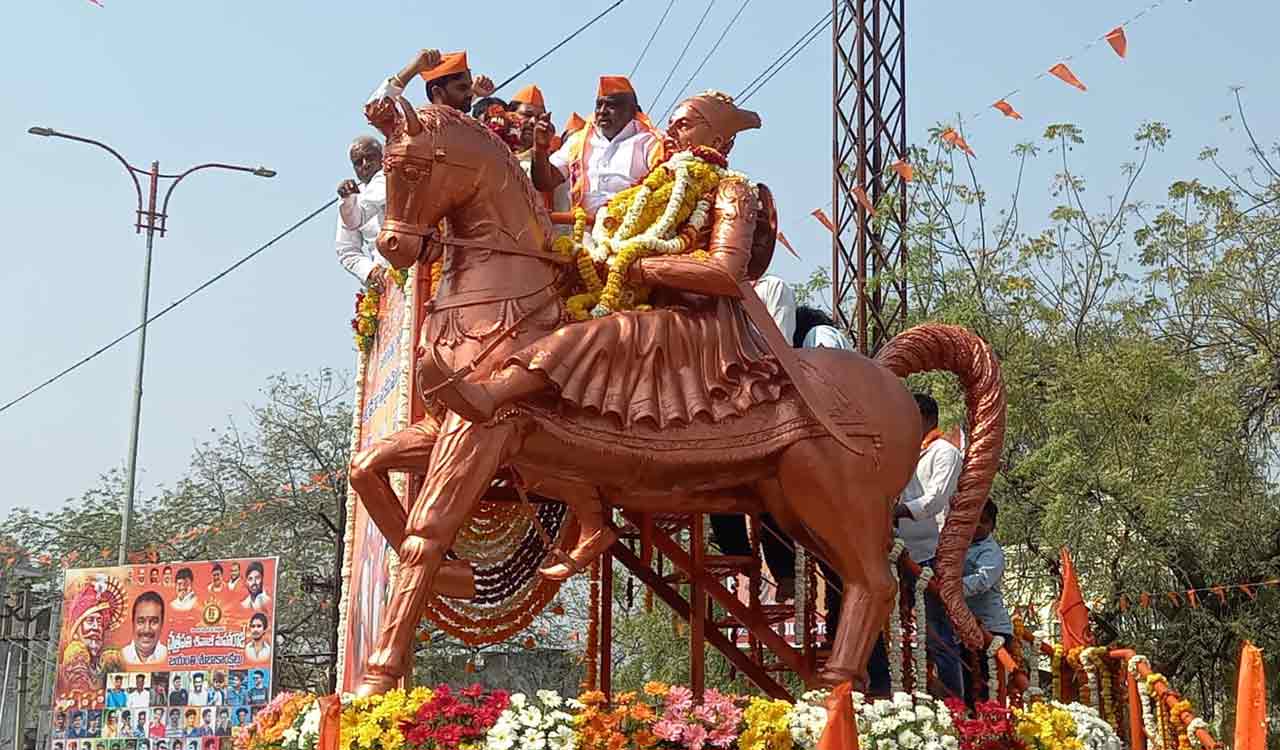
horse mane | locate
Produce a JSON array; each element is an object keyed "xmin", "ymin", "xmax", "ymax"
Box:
[{"xmin": 417, "ymin": 105, "xmax": 554, "ymax": 239}]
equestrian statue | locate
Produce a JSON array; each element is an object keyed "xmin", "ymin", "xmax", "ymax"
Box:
[{"xmin": 349, "ymin": 87, "xmax": 1007, "ymax": 696}]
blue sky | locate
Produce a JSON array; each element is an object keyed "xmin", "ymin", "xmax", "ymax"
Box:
[{"xmin": 2, "ymin": 0, "xmax": 1276, "ymax": 519}]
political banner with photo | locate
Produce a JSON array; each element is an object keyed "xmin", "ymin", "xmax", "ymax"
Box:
[{"xmin": 49, "ymin": 558, "xmax": 278, "ymax": 750}]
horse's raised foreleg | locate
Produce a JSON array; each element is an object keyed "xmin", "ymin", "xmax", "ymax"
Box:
[
  {"xmin": 358, "ymin": 414, "xmax": 518, "ymax": 696},
  {"xmin": 774, "ymin": 438, "xmax": 896, "ymax": 690}
]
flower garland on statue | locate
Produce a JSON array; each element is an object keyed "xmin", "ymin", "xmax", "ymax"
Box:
[
  {"xmin": 914, "ymin": 565, "xmax": 936, "ymax": 691},
  {"xmin": 352, "ymin": 287, "xmax": 380, "ymax": 353},
  {"xmin": 888, "ymin": 541, "xmax": 907, "ymax": 692},
  {"xmin": 553, "ymin": 146, "xmax": 737, "ymax": 320},
  {"xmin": 1129, "ymin": 655, "xmax": 1162, "ymax": 750},
  {"xmin": 1052, "ymin": 644, "xmax": 1066, "ymax": 704}
]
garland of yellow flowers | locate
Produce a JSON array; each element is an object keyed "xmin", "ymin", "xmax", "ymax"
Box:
[
  {"xmin": 1170, "ymin": 699, "xmax": 1193, "ymax": 750},
  {"xmin": 1147, "ymin": 672, "xmax": 1170, "ymax": 750},
  {"xmin": 556, "ymin": 147, "xmax": 736, "ymax": 320},
  {"xmin": 1068, "ymin": 646, "xmax": 1089, "ymax": 706},
  {"xmin": 1086, "ymin": 647, "xmax": 1119, "ymax": 729},
  {"xmin": 1052, "ymin": 643, "xmax": 1066, "ymax": 703}
]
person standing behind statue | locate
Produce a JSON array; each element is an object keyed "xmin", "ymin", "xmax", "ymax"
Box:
[
  {"xmin": 335, "ymin": 136, "xmax": 388, "ymax": 288},
  {"xmin": 528, "ymin": 76, "xmax": 663, "ymax": 218},
  {"xmin": 870, "ymin": 393, "xmax": 965, "ymax": 697},
  {"xmin": 794, "ymin": 305, "xmax": 854, "ymax": 350},
  {"xmin": 962, "ymin": 501, "xmax": 1013, "ymax": 704}
]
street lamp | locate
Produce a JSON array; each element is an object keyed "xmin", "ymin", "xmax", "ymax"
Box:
[{"xmin": 27, "ymin": 126, "xmax": 275, "ymax": 566}]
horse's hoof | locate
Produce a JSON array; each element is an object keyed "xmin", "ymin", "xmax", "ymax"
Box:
[
  {"xmin": 354, "ymin": 673, "xmax": 398, "ymax": 698},
  {"xmin": 538, "ymin": 562, "xmax": 576, "ymax": 581},
  {"xmin": 539, "ymin": 528, "xmax": 618, "ymax": 580}
]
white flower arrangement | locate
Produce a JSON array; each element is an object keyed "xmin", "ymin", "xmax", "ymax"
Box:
[
  {"xmin": 789, "ymin": 690, "xmax": 832, "ymax": 748},
  {"xmin": 484, "ymin": 690, "xmax": 577, "ymax": 750},
  {"xmin": 1057, "ymin": 701, "xmax": 1123, "ymax": 750},
  {"xmin": 1186, "ymin": 718, "xmax": 1210, "ymax": 750},
  {"xmin": 855, "ymin": 691, "xmax": 958, "ymax": 750},
  {"xmin": 1129, "ymin": 654, "xmax": 1162, "ymax": 750}
]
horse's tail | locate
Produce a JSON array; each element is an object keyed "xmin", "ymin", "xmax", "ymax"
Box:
[{"xmin": 876, "ymin": 324, "xmax": 1007, "ymax": 649}]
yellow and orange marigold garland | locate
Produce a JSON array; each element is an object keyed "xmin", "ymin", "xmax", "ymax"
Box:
[
  {"xmin": 557, "ymin": 147, "xmax": 740, "ymax": 320},
  {"xmin": 1052, "ymin": 643, "xmax": 1066, "ymax": 703}
]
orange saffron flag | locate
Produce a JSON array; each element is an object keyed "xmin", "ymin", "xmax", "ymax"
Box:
[
  {"xmin": 993, "ymin": 99, "xmax": 1023, "ymax": 120},
  {"xmin": 941, "ymin": 128, "xmax": 976, "ymax": 157},
  {"xmin": 1049, "ymin": 63, "xmax": 1087, "ymax": 92},
  {"xmin": 1234, "ymin": 642, "xmax": 1267, "ymax": 750},
  {"xmin": 1118, "ymin": 595, "xmax": 1130, "ymax": 612},
  {"xmin": 1167, "ymin": 591, "xmax": 1181, "ymax": 607},
  {"xmin": 811, "ymin": 208, "xmax": 835, "ymax": 233},
  {"xmin": 1212, "ymin": 585, "xmax": 1227, "ymax": 604},
  {"xmin": 1105, "ymin": 27, "xmax": 1128, "ymax": 58},
  {"xmin": 1056, "ymin": 547, "xmax": 1093, "ymax": 649},
  {"xmin": 891, "ymin": 159, "xmax": 914, "ymax": 181},
  {"xmin": 1186, "ymin": 590, "xmax": 1199, "ymax": 608},
  {"xmin": 776, "ymin": 230, "xmax": 801, "ymax": 259},
  {"xmin": 1139, "ymin": 592, "xmax": 1151, "ymax": 609},
  {"xmin": 852, "ymin": 185, "xmax": 875, "ymax": 214}
]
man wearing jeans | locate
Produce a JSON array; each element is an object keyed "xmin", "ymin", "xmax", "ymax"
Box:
[{"xmin": 869, "ymin": 393, "xmax": 965, "ymax": 697}]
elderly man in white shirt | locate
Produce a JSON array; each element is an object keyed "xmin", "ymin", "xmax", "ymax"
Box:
[
  {"xmin": 528, "ymin": 75, "xmax": 663, "ymax": 218},
  {"xmin": 335, "ymin": 136, "xmax": 388, "ymax": 287}
]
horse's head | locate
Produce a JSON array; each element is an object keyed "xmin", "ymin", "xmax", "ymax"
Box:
[{"xmin": 366, "ymin": 98, "xmax": 549, "ymax": 268}]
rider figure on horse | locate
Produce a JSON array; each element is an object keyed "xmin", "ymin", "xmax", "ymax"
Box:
[{"xmin": 434, "ymin": 91, "xmax": 792, "ymax": 579}]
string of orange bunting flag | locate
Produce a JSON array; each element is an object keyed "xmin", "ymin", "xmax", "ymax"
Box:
[
  {"xmin": 802, "ymin": 0, "xmax": 1172, "ymax": 239},
  {"xmin": 1005, "ymin": 577, "xmax": 1280, "ymax": 623}
]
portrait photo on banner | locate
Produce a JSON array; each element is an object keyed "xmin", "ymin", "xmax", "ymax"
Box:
[{"xmin": 49, "ymin": 558, "xmax": 279, "ymax": 748}]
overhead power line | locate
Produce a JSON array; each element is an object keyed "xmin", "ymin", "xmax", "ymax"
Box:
[
  {"xmin": 494, "ymin": 0, "xmax": 631, "ymax": 92},
  {"xmin": 0, "ymin": 198, "xmax": 338, "ymax": 417},
  {"xmin": 736, "ymin": 11, "xmax": 832, "ymax": 104},
  {"xmin": 630, "ymin": 0, "xmax": 679, "ymax": 79},
  {"xmin": 648, "ymin": 0, "xmax": 718, "ymax": 112},
  {"xmin": 659, "ymin": 0, "xmax": 754, "ymax": 122}
]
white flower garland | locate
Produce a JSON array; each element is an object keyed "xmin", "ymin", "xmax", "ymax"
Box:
[
  {"xmin": 1129, "ymin": 654, "xmax": 1162, "ymax": 750},
  {"xmin": 1078, "ymin": 646, "xmax": 1100, "ymax": 709},
  {"xmin": 1186, "ymin": 718, "xmax": 1210, "ymax": 750},
  {"xmin": 986, "ymin": 635, "xmax": 1006, "ymax": 700},
  {"xmin": 887, "ymin": 541, "xmax": 907, "ymax": 692},
  {"xmin": 335, "ymin": 344, "xmax": 368, "ymax": 682},
  {"xmin": 914, "ymin": 566, "xmax": 935, "ymax": 692}
]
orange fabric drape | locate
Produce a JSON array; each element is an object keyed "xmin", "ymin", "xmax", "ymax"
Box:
[
  {"xmin": 317, "ymin": 695, "xmax": 342, "ymax": 750},
  {"xmin": 1057, "ymin": 547, "xmax": 1093, "ymax": 649},
  {"xmin": 1049, "ymin": 63, "xmax": 1088, "ymax": 92},
  {"xmin": 819, "ymin": 682, "xmax": 860, "ymax": 750},
  {"xmin": 1234, "ymin": 642, "xmax": 1267, "ymax": 750}
]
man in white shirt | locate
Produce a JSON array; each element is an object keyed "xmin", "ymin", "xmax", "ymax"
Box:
[
  {"xmin": 127, "ymin": 674, "xmax": 151, "ymax": 709},
  {"xmin": 752, "ymin": 275, "xmax": 796, "ymax": 344},
  {"xmin": 170, "ymin": 568, "xmax": 197, "ymax": 612},
  {"xmin": 529, "ymin": 75, "xmax": 663, "ymax": 217},
  {"xmin": 187, "ymin": 673, "xmax": 209, "ymax": 707},
  {"xmin": 122, "ymin": 592, "xmax": 169, "ymax": 666},
  {"xmin": 334, "ymin": 136, "xmax": 388, "ymax": 287},
  {"xmin": 868, "ymin": 393, "xmax": 965, "ymax": 697}
]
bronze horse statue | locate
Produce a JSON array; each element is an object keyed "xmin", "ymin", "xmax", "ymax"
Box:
[{"xmin": 352, "ymin": 94, "xmax": 1006, "ymax": 696}]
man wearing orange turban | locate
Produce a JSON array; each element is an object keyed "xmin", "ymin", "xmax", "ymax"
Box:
[
  {"xmin": 509, "ymin": 84, "xmax": 546, "ymax": 118},
  {"xmin": 366, "ymin": 48, "xmax": 495, "ymax": 115},
  {"xmin": 528, "ymin": 75, "xmax": 664, "ymax": 216}
]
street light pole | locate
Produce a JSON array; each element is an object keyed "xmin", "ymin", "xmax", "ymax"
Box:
[{"xmin": 27, "ymin": 127, "xmax": 276, "ymax": 565}]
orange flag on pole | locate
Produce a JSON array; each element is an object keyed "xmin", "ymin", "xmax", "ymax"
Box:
[
  {"xmin": 1105, "ymin": 27, "xmax": 1127, "ymax": 58},
  {"xmin": 776, "ymin": 231, "xmax": 801, "ymax": 259},
  {"xmin": 1057, "ymin": 547, "xmax": 1093, "ymax": 649},
  {"xmin": 811, "ymin": 208, "xmax": 835, "ymax": 233},
  {"xmin": 941, "ymin": 128, "xmax": 976, "ymax": 157},
  {"xmin": 1049, "ymin": 63, "xmax": 1087, "ymax": 92},
  {"xmin": 1234, "ymin": 642, "xmax": 1267, "ymax": 750},
  {"xmin": 993, "ymin": 99, "xmax": 1023, "ymax": 120},
  {"xmin": 891, "ymin": 159, "xmax": 914, "ymax": 182}
]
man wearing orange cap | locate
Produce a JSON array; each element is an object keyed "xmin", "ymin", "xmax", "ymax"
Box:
[
  {"xmin": 509, "ymin": 84, "xmax": 546, "ymax": 118},
  {"xmin": 366, "ymin": 48, "xmax": 495, "ymax": 115},
  {"xmin": 529, "ymin": 75, "xmax": 663, "ymax": 217}
]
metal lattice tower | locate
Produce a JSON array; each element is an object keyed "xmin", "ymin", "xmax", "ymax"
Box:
[{"xmin": 832, "ymin": 0, "xmax": 909, "ymax": 354}]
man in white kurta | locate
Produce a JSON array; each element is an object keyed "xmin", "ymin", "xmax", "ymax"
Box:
[
  {"xmin": 335, "ymin": 136, "xmax": 387, "ymax": 286},
  {"xmin": 529, "ymin": 75, "xmax": 663, "ymax": 217}
]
